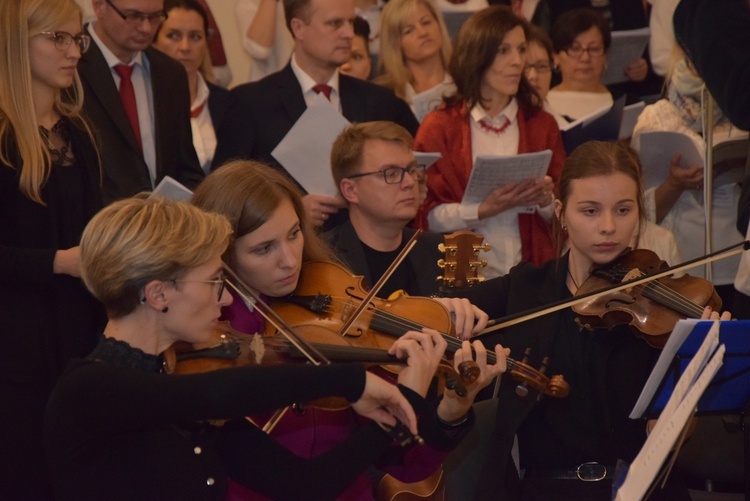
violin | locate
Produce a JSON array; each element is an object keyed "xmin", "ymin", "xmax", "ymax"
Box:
[
  {"xmin": 271, "ymin": 260, "xmax": 569, "ymax": 398},
  {"xmin": 573, "ymin": 249, "xmax": 722, "ymax": 348}
]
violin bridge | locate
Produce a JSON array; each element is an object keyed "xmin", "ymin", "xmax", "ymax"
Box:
[{"xmin": 249, "ymin": 334, "xmax": 266, "ymax": 364}]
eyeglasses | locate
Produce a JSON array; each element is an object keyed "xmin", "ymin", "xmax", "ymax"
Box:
[
  {"xmin": 173, "ymin": 273, "xmax": 227, "ymax": 301},
  {"xmin": 524, "ymin": 61, "xmax": 552, "ymax": 74},
  {"xmin": 347, "ymin": 163, "xmax": 426, "ymax": 184},
  {"xmin": 39, "ymin": 31, "xmax": 91, "ymax": 54},
  {"xmin": 564, "ymin": 44, "xmax": 605, "ymax": 59},
  {"xmin": 105, "ymin": 0, "xmax": 167, "ymax": 26}
]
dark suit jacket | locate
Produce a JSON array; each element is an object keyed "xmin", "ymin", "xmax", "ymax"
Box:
[
  {"xmin": 212, "ymin": 63, "xmax": 419, "ymax": 175},
  {"xmin": 207, "ymin": 81, "xmax": 231, "ymax": 131},
  {"xmin": 323, "ymin": 222, "xmax": 444, "ymax": 297},
  {"xmin": 78, "ymin": 29, "xmax": 204, "ymax": 203}
]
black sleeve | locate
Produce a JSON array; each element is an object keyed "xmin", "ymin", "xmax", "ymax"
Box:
[
  {"xmin": 674, "ymin": 0, "xmax": 750, "ymax": 131},
  {"xmin": 49, "ymin": 361, "xmax": 367, "ymax": 434},
  {"xmin": 219, "ymin": 419, "xmax": 393, "ymax": 500},
  {"xmin": 738, "ymin": 169, "xmax": 750, "ymax": 235}
]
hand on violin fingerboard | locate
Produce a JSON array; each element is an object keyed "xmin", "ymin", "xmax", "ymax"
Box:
[
  {"xmin": 433, "ymin": 297, "xmax": 489, "ymax": 340},
  {"xmin": 437, "ymin": 341, "xmax": 508, "ymax": 423},
  {"xmin": 389, "ymin": 329, "xmax": 448, "ymax": 397}
]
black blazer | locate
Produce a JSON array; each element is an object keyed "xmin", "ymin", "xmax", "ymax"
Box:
[
  {"xmin": 78, "ymin": 29, "xmax": 204, "ymax": 203},
  {"xmin": 207, "ymin": 81, "xmax": 231, "ymax": 131},
  {"xmin": 212, "ymin": 63, "xmax": 419, "ymax": 174},
  {"xmin": 323, "ymin": 222, "xmax": 444, "ymax": 298}
]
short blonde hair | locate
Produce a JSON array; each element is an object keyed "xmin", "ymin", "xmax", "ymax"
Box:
[
  {"xmin": 376, "ymin": 0, "xmax": 452, "ymax": 101},
  {"xmin": 80, "ymin": 195, "xmax": 233, "ymax": 318},
  {"xmin": 330, "ymin": 121, "xmax": 414, "ymax": 189}
]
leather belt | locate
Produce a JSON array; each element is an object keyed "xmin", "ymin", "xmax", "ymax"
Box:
[{"xmin": 523, "ymin": 462, "xmax": 613, "ymax": 482}]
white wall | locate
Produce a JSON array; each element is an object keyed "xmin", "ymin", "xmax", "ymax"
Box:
[{"xmin": 205, "ymin": 0, "xmax": 251, "ymax": 87}]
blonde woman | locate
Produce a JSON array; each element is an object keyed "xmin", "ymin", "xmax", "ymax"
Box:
[
  {"xmin": 376, "ymin": 0, "xmax": 455, "ymax": 122},
  {"xmin": 0, "ymin": 0, "xmax": 105, "ymax": 497}
]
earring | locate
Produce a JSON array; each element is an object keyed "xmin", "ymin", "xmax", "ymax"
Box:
[
  {"xmin": 162, "ymin": 306, "xmax": 169, "ymax": 313},
  {"xmin": 140, "ymin": 297, "xmax": 146, "ymax": 304},
  {"xmin": 561, "ymin": 224, "xmax": 567, "ymax": 232}
]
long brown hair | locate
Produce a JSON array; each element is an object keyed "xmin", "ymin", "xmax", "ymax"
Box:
[
  {"xmin": 447, "ymin": 5, "xmax": 542, "ymax": 114},
  {"xmin": 191, "ymin": 161, "xmax": 335, "ymax": 269}
]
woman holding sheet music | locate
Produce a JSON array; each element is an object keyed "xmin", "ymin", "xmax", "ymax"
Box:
[
  {"xmin": 630, "ymin": 47, "xmax": 746, "ymax": 311},
  {"xmin": 449, "ymin": 140, "xmax": 731, "ymax": 500},
  {"xmin": 414, "ymin": 5, "xmax": 565, "ymax": 279}
]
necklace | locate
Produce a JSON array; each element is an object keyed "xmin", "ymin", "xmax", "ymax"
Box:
[
  {"xmin": 39, "ymin": 119, "xmax": 74, "ymax": 165},
  {"xmin": 478, "ymin": 117, "xmax": 511, "ymax": 135},
  {"xmin": 567, "ymin": 268, "xmax": 580, "ymax": 291}
]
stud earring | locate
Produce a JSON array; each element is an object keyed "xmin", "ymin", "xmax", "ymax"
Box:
[
  {"xmin": 140, "ymin": 297, "xmax": 146, "ymax": 304},
  {"xmin": 162, "ymin": 306, "xmax": 169, "ymax": 313}
]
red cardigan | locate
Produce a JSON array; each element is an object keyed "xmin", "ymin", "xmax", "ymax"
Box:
[{"xmin": 414, "ymin": 101, "xmax": 566, "ymax": 266}]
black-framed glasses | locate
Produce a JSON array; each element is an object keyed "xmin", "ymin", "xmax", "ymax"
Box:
[
  {"xmin": 564, "ymin": 44, "xmax": 605, "ymax": 59},
  {"xmin": 347, "ymin": 163, "xmax": 426, "ymax": 184},
  {"xmin": 173, "ymin": 273, "xmax": 226, "ymax": 301},
  {"xmin": 105, "ymin": 0, "xmax": 167, "ymax": 25},
  {"xmin": 39, "ymin": 31, "xmax": 91, "ymax": 54},
  {"xmin": 524, "ymin": 61, "xmax": 552, "ymax": 74}
]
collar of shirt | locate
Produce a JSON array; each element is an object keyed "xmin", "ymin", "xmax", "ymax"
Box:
[
  {"xmin": 469, "ymin": 97, "xmax": 518, "ymax": 128},
  {"xmin": 89, "ymin": 22, "xmax": 145, "ymax": 71},
  {"xmin": 191, "ymin": 72, "xmax": 210, "ymax": 116},
  {"xmin": 291, "ymin": 53, "xmax": 341, "ymax": 111}
]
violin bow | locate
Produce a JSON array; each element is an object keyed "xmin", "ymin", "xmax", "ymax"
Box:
[
  {"xmin": 222, "ymin": 262, "xmax": 331, "ymax": 366},
  {"xmin": 475, "ymin": 240, "xmax": 750, "ymax": 339},
  {"xmin": 335, "ymin": 229, "xmax": 422, "ymax": 337}
]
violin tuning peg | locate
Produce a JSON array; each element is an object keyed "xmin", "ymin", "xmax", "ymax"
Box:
[
  {"xmin": 437, "ymin": 259, "xmax": 446, "ymax": 269},
  {"xmin": 438, "ymin": 243, "xmax": 446, "ymax": 253},
  {"xmin": 482, "ymin": 243, "xmax": 492, "ymax": 252}
]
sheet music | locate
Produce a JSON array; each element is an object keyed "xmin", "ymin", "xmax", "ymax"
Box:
[
  {"xmin": 461, "ymin": 150, "xmax": 552, "ymax": 210},
  {"xmin": 271, "ymin": 93, "xmax": 350, "ymax": 197},
  {"xmin": 413, "ymin": 151, "xmax": 442, "ymax": 170},
  {"xmin": 618, "ymin": 101, "xmax": 645, "ymax": 140},
  {"xmin": 602, "ymin": 27, "xmax": 650, "ymax": 85},
  {"xmin": 150, "ymin": 175, "xmax": 193, "ymax": 201},
  {"xmin": 630, "ymin": 319, "xmax": 703, "ymax": 419},
  {"xmin": 411, "ymin": 85, "xmax": 448, "ymax": 123},
  {"xmin": 616, "ymin": 322, "xmax": 724, "ymax": 500}
]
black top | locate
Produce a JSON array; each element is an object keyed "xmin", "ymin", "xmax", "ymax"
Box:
[
  {"xmin": 451, "ymin": 255, "xmax": 682, "ymax": 499},
  {"xmin": 45, "ymin": 337, "xmax": 473, "ymax": 500},
  {"xmin": 0, "ymin": 116, "xmax": 105, "ymax": 388}
]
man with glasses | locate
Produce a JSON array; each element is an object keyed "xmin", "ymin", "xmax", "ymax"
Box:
[
  {"xmin": 79, "ymin": 0, "xmax": 204, "ymax": 203},
  {"xmin": 212, "ymin": 0, "xmax": 418, "ymax": 230},
  {"xmin": 325, "ymin": 121, "xmax": 445, "ymax": 298}
]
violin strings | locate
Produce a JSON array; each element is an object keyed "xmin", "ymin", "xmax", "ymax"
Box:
[
  {"xmin": 608, "ymin": 266, "xmax": 706, "ymax": 318},
  {"xmin": 317, "ymin": 297, "xmax": 498, "ymax": 363}
]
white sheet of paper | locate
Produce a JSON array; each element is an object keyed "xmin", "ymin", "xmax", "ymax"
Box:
[
  {"xmin": 619, "ymin": 101, "xmax": 645, "ymax": 139},
  {"xmin": 616, "ymin": 321, "xmax": 723, "ymax": 501},
  {"xmin": 414, "ymin": 151, "xmax": 442, "ymax": 169},
  {"xmin": 271, "ymin": 93, "xmax": 350, "ymax": 197},
  {"xmin": 150, "ymin": 175, "xmax": 193, "ymax": 201},
  {"xmin": 461, "ymin": 150, "xmax": 552, "ymax": 212},
  {"xmin": 639, "ymin": 131, "xmax": 704, "ymax": 191},
  {"xmin": 602, "ymin": 27, "xmax": 650, "ymax": 86},
  {"xmin": 558, "ymin": 102, "xmax": 611, "ymax": 131}
]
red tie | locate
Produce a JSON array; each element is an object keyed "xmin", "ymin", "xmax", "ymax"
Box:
[
  {"xmin": 312, "ymin": 83, "xmax": 332, "ymax": 101},
  {"xmin": 114, "ymin": 64, "xmax": 142, "ymax": 151}
]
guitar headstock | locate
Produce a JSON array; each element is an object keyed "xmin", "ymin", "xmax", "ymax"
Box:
[{"xmin": 437, "ymin": 230, "xmax": 491, "ymax": 289}]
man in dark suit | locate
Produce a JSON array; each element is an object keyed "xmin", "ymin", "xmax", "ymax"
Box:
[
  {"xmin": 213, "ymin": 0, "xmax": 419, "ymax": 228},
  {"xmin": 324, "ymin": 121, "xmax": 445, "ymax": 299},
  {"xmin": 80, "ymin": 0, "xmax": 204, "ymax": 203}
]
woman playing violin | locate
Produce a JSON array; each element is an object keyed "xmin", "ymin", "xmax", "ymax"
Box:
[
  {"xmin": 453, "ymin": 140, "xmax": 732, "ymax": 501},
  {"xmin": 191, "ymin": 160, "xmax": 506, "ymax": 500},
  {"xmin": 44, "ymin": 196, "xmax": 427, "ymax": 501}
]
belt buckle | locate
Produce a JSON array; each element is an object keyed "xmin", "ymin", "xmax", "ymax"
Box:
[{"xmin": 576, "ymin": 462, "xmax": 607, "ymax": 482}]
